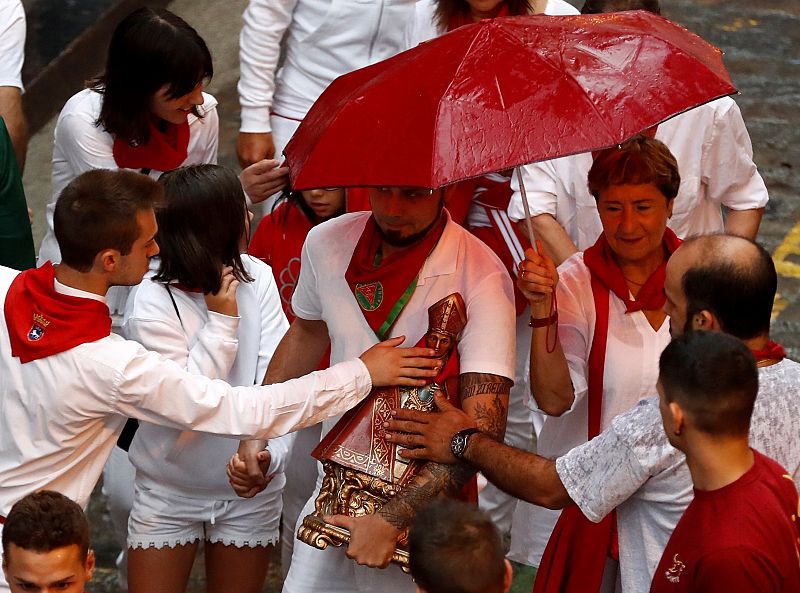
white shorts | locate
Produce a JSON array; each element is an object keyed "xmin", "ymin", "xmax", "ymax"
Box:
[{"xmin": 127, "ymin": 483, "xmax": 281, "ymax": 550}]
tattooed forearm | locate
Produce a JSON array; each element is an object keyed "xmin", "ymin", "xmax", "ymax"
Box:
[
  {"xmin": 378, "ymin": 462, "xmax": 473, "ymax": 530},
  {"xmin": 460, "ymin": 372, "xmax": 513, "ymax": 401},
  {"xmin": 473, "ymin": 394, "xmax": 507, "ymax": 441}
]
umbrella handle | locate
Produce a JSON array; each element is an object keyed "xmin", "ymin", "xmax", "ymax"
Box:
[{"xmin": 515, "ymin": 167, "xmax": 537, "ymax": 253}]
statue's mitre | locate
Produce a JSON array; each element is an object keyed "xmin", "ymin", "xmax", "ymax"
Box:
[{"xmin": 427, "ymin": 293, "xmax": 467, "ymax": 339}]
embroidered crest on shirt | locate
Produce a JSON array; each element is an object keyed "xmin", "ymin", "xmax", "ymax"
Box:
[
  {"xmin": 28, "ymin": 312, "xmax": 50, "ymax": 341},
  {"xmin": 665, "ymin": 554, "xmax": 685, "ymax": 583},
  {"xmin": 355, "ymin": 282, "xmax": 383, "ymax": 311}
]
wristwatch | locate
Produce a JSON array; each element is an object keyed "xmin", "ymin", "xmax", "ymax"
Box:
[{"xmin": 450, "ymin": 428, "xmax": 481, "ymax": 460}]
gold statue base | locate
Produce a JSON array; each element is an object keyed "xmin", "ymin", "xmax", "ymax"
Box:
[{"xmin": 297, "ymin": 461, "xmax": 411, "ymax": 572}]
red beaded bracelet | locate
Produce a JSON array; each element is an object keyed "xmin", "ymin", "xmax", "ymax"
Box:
[{"xmin": 529, "ymin": 310, "xmax": 558, "ymax": 328}]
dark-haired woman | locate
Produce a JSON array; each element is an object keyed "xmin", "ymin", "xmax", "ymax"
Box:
[
  {"xmin": 38, "ymin": 7, "xmax": 218, "ymax": 271},
  {"xmin": 122, "ymin": 165, "xmax": 289, "ymax": 593}
]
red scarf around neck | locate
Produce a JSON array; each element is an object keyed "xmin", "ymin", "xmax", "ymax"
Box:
[
  {"xmin": 4, "ymin": 262, "xmax": 111, "ymax": 363},
  {"xmin": 112, "ymin": 120, "xmax": 190, "ymax": 171},
  {"xmin": 534, "ymin": 229, "xmax": 681, "ymax": 593},
  {"xmin": 751, "ymin": 341, "xmax": 786, "ymax": 361},
  {"xmin": 345, "ymin": 213, "xmax": 448, "ymax": 341},
  {"xmin": 583, "ymin": 228, "xmax": 682, "ymax": 313},
  {"xmin": 448, "ymin": 2, "xmax": 510, "ymax": 30}
]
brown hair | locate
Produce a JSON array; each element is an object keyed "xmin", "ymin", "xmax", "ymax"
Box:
[
  {"xmin": 435, "ymin": 0, "xmax": 532, "ymax": 30},
  {"xmin": 54, "ymin": 169, "xmax": 163, "ymax": 272},
  {"xmin": 587, "ymin": 135, "xmax": 679, "ymax": 202}
]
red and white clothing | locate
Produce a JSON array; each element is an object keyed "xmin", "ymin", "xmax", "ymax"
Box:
[
  {"xmin": 38, "ymin": 88, "xmax": 219, "ymax": 267},
  {"xmin": 283, "ymin": 211, "xmax": 516, "ymax": 593},
  {"xmin": 555, "ymin": 359, "xmax": 800, "ymax": 593},
  {"xmin": 650, "ymin": 451, "xmax": 800, "ymax": 593},
  {"xmin": 509, "ymin": 252, "xmax": 671, "ymax": 569},
  {"xmin": 0, "ymin": 263, "xmax": 373, "ymax": 590},
  {"xmin": 508, "ymin": 97, "xmax": 769, "ymax": 249}
]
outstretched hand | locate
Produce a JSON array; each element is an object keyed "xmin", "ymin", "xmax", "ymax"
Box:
[
  {"xmin": 359, "ymin": 336, "xmax": 441, "ymax": 387},
  {"xmin": 385, "ymin": 390, "xmax": 476, "ymax": 464},
  {"xmin": 518, "ymin": 240, "xmax": 558, "ymax": 313}
]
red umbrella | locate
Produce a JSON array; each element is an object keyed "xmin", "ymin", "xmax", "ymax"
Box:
[{"xmin": 285, "ymin": 10, "xmax": 736, "ymax": 192}]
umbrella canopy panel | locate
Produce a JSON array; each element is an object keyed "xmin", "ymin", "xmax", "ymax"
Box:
[{"xmin": 286, "ymin": 10, "xmax": 736, "ymax": 191}]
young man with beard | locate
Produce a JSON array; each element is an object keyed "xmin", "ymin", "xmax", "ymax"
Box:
[
  {"xmin": 233, "ymin": 186, "xmax": 516, "ymax": 593},
  {"xmin": 385, "ymin": 234, "xmax": 800, "ymax": 593}
]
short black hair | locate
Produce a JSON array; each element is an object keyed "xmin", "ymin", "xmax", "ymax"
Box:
[
  {"xmin": 587, "ymin": 135, "xmax": 679, "ymax": 203},
  {"xmin": 2, "ymin": 491, "xmax": 90, "ymax": 563},
  {"xmin": 409, "ymin": 500, "xmax": 505, "ymax": 593},
  {"xmin": 681, "ymin": 235, "xmax": 776, "ymax": 340},
  {"xmin": 54, "ymin": 169, "xmax": 162, "ymax": 271},
  {"xmin": 154, "ymin": 165, "xmax": 253, "ymax": 294},
  {"xmin": 659, "ymin": 331, "xmax": 758, "ymax": 437},
  {"xmin": 91, "ymin": 7, "xmax": 213, "ymax": 146},
  {"xmin": 581, "ymin": 0, "xmax": 661, "ymax": 14}
]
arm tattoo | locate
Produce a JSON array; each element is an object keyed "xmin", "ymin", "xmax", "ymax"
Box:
[
  {"xmin": 472, "ymin": 394, "xmax": 507, "ymax": 441},
  {"xmin": 460, "ymin": 372, "xmax": 513, "ymax": 401},
  {"xmin": 378, "ymin": 462, "xmax": 474, "ymax": 530}
]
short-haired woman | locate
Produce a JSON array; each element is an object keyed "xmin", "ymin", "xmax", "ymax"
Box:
[{"xmin": 122, "ymin": 165, "xmax": 289, "ymax": 593}]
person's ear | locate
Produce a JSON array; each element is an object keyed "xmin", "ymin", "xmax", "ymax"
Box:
[
  {"xmin": 95, "ymin": 248, "xmax": 121, "ymax": 273},
  {"xmin": 503, "ymin": 558, "xmax": 514, "ymax": 593},
  {"xmin": 690, "ymin": 310, "xmax": 715, "ymax": 332},
  {"xmin": 668, "ymin": 402, "xmax": 684, "ymax": 437},
  {"xmin": 85, "ymin": 549, "xmax": 96, "ymax": 581},
  {"xmin": 666, "ymin": 198, "xmax": 674, "ymax": 219}
]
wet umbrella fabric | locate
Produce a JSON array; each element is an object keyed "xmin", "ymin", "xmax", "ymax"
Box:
[{"xmin": 285, "ymin": 10, "xmax": 736, "ymax": 191}]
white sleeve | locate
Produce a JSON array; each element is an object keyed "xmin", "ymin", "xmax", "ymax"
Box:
[
  {"xmin": 0, "ymin": 0, "xmax": 25, "ymax": 89},
  {"xmin": 556, "ymin": 400, "xmax": 683, "ymax": 522},
  {"xmin": 53, "ymin": 105, "xmax": 118, "ymax": 177},
  {"xmin": 266, "ymin": 432, "xmax": 292, "ymax": 474},
  {"xmin": 254, "ymin": 260, "xmax": 290, "ymax": 380},
  {"xmin": 702, "ymin": 99, "xmax": 769, "ymax": 210},
  {"xmin": 123, "ymin": 287, "xmax": 240, "ymax": 380},
  {"xmin": 290, "ymin": 226, "xmax": 324, "ymax": 321},
  {"xmin": 508, "ymin": 161, "xmax": 561, "ymax": 222},
  {"xmin": 238, "ymin": 0, "xmax": 299, "ymax": 133},
  {"xmin": 113, "ymin": 350, "xmax": 373, "ymax": 439},
  {"xmin": 192, "ymin": 96, "xmax": 219, "ymax": 165}
]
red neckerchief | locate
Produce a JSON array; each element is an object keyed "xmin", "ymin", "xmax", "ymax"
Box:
[
  {"xmin": 534, "ymin": 231, "xmax": 682, "ymax": 593},
  {"xmin": 345, "ymin": 212, "xmax": 448, "ymax": 340},
  {"xmin": 448, "ymin": 3, "xmax": 510, "ymax": 30},
  {"xmin": 3, "ymin": 262, "xmax": 111, "ymax": 363},
  {"xmin": 751, "ymin": 341, "xmax": 786, "ymax": 361},
  {"xmin": 112, "ymin": 120, "xmax": 190, "ymax": 171},
  {"xmin": 583, "ymin": 228, "xmax": 682, "ymax": 313}
]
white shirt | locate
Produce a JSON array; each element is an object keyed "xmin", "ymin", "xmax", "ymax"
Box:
[
  {"xmin": 0, "ymin": 0, "xmax": 25, "ymax": 89},
  {"xmin": 508, "ymin": 97, "xmax": 769, "ymax": 249},
  {"xmin": 123, "ymin": 256, "xmax": 292, "ymax": 499},
  {"xmin": 555, "ymin": 358, "xmax": 800, "ymax": 593},
  {"xmin": 509, "ymin": 252, "xmax": 671, "ymax": 567},
  {"xmin": 238, "ymin": 0, "xmax": 427, "ymax": 133},
  {"xmin": 0, "ymin": 264, "xmax": 372, "ymax": 518},
  {"xmin": 39, "ymin": 88, "xmax": 219, "ymax": 266}
]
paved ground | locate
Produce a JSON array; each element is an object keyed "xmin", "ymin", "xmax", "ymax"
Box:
[{"xmin": 16, "ymin": 0, "xmax": 799, "ymax": 592}]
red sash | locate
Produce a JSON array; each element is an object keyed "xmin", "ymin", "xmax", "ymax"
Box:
[
  {"xmin": 345, "ymin": 213, "xmax": 447, "ymax": 340},
  {"xmin": 448, "ymin": 3, "xmax": 510, "ymax": 30},
  {"xmin": 3, "ymin": 262, "xmax": 111, "ymax": 363},
  {"xmin": 751, "ymin": 340, "xmax": 786, "ymax": 361},
  {"xmin": 534, "ymin": 230, "xmax": 681, "ymax": 593},
  {"xmin": 112, "ymin": 120, "xmax": 190, "ymax": 171}
]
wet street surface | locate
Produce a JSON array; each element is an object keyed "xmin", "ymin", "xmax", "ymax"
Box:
[{"xmin": 18, "ymin": 1, "xmax": 799, "ymax": 592}]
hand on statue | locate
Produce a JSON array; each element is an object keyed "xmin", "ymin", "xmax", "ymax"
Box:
[
  {"xmin": 385, "ymin": 390, "xmax": 476, "ymax": 464},
  {"xmin": 518, "ymin": 240, "xmax": 558, "ymax": 315},
  {"xmin": 204, "ymin": 266, "xmax": 240, "ymax": 317},
  {"xmin": 227, "ymin": 440, "xmax": 274, "ymax": 498},
  {"xmin": 359, "ymin": 336, "xmax": 441, "ymax": 388},
  {"xmin": 324, "ymin": 513, "xmax": 401, "ymax": 568},
  {"xmin": 240, "ymin": 158, "xmax": 289, "ymax": 204}
]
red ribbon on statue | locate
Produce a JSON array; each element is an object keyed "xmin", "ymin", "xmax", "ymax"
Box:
[
  {"xmin": 345, "ymin": 213, "xmax": 447, "ymax": 340},
  {"xmin": 4, "ymin": 263, "xmax": 111, "ymax": 363}
]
